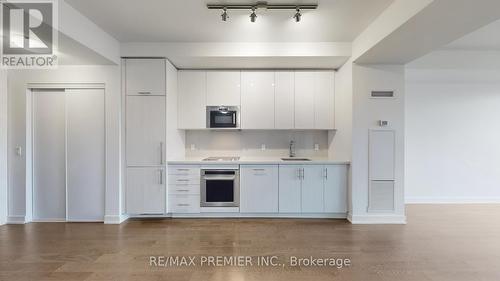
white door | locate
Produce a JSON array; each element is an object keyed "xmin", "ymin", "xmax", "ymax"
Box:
[
  {"xmin": 125, "ymin": 59, "xmax": 165, "ymax": 95},
  {"xmin": 278, "ymin": 165, "xmax": 302, "ymax": 213},
  {"xmin": 314, "ymin": 71, "xmax": 335, "ymax": 129},
  {"xmin": 206, "ymin": 71, "xmax": 241, "ymax": 106},
  {"xmin": 301, "ymin": 165, "xmax": 324, "ymax": 213},
  {"xmin": 126, "ymin": 96, "xmax": 166, "ymax": 166},
  {"xmin": 275, "ymin": 71, "xmax": 294, "ymax": 129},
  {"xmin": 294, "ymin": 71, "xmax": 315, "ymax": 129},
  {"xmin": 240, "ymin": 165, "xmax": 279, "ymax": 213},
  {"xmin": 33, "ymin": 90, "xmax": 66, "ymax": 221},
  {"xmin": 241, "ymin": 71, "xmax": 275, "ymax": 129},
  {"xmin": 127, "ymin": 167, "xmax": 165, "ymax": 215},
  {"xmin": 178, "ymin": 71, "xmax": 206, "ymax": 129},
  {"xmin": 324, "ymin": 165, "xmax": 347, "ymax": 213},
  {"xmin": 66, "ymin": 89, "xmax": 105, "ymax": 221}
]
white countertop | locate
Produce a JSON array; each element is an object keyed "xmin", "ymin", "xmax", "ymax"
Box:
[{"xmin": 167, "ymin": 156, "xmax": 350, "ymax": 165}]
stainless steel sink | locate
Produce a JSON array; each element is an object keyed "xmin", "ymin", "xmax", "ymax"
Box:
[{"xmin": 281, "ymin": 158, "xmax": 311, "ymax": 161}]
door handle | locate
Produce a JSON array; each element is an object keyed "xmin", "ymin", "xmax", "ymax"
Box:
[
  {"xmin": 138, "ymin": 91, "xmax": 151, "ymax": 95},
  {"xmin": 159, "ymin": 169, "xmax": 164, "ymax": 185},
  {"xmin": 160, "ymin": 142, "xmax": 164, "ymax": 165}
]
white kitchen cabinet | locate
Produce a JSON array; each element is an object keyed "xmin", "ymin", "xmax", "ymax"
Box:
[
  {"xmin": 324, "ymin": 165, "xmax": 347, "ymax": 213},
  {"xmin": 125, "ymin": 59, "xmax": 165, "ymax": 95},
  {"xmin": 126, "ymin": 167, "xmax": 165, "ymax": 215},
  {"xmin": 126, "ymin": 96, "xmax": 166, "ymax": 166},
  {"xmin": 274, "ymin": 71, "xmax": 295, "ymax": 129},
  {"xmin": 240, "ymin": 165, "xmax": 279, "ymax": 213},
  {"xmin": 279, "ymin": 165, "xmax": 302, "ymax": 213},
  {"xmin": 301, "ymin": 165, "xmax": 325, "ymax": 213},
  {"xmin": 314, "ymin": 71, "xmax": 335, "ymax": 129},
  {"xmin": 207, "ymin": 71, "xmax": 241, "ymax": 106},
  {"xmin": 294, "ymin": 71, "xmax": 315, "ymax": 129},
  {"xmin": 241, "ymin": 71, "xmax": 275, "ymax": 129},
  {"xmin": 178, "ymin": 71, "xmax": 206, "ymax": 129}
]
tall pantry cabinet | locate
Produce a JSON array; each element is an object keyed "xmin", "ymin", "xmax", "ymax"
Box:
[{"xmin": 124, "ymin": 59, "xmax": 167, "ymax": 215}]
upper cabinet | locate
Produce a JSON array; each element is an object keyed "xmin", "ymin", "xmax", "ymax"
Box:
[
  {"xmin": 125, "ymin": 59, "xmax": 165, "ymax": 95},
  {"xmin": 178, "ymin": 71, "xmax": 206, "ymax": 129},
  {"xmin": 294, "ymin": 72, "xmax": 316, "ymax": 129},
  {"xmin": 177, "ymin": 70, "xmax": 335, "ymax": 130},
  {"xmin": 207, "ymin": 71, "xmax": 241, "ymax": 106},
  {"xmin": 241, "ymin": 71, "xmax": 275, "ymax": 129},
  {"xmin": 274, "ymin": 71, "xmax": 295, "ymax": 129},
  {"xmin": 314, "ymin": 71, "xmax": 335, "ymax": 129}
]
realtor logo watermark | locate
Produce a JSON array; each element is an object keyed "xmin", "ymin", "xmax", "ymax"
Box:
[{"xmin": 1, "ymin": 0, "xmax": 58, "ymax": 68}]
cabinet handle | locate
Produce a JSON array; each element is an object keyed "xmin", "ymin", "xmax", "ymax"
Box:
[
  {"xmin": 138, "ymin": 91, "xmax": 151, "ymax": 95},
  {"xmin": 177, "ymin": 169, "xmax": 190, "ymax": 171},
  {"xmin": 296, "ymin": 168, "xmax": 301, "ymax": 179},
  {"xmin": 160, "ymin": 142, "xmax": 164, "ymax": 164},
  {"xmin": 324, "ymin": 168, "xmax": 328, "ymax": 179},
  {"xmin": 176, "ymin": 179, "xmax": 189, "ymax": 182},
  {"xmin": 177, "ymin": 204, "xmax": 189, "ymax": 207},
  {"xmin": 301, "ymin": 168, "xmax": 305, "ymax": 180},
  {"xmin": 252, "ymin": 168, "xmax": 265, "ymax": 171},
  {"xmin": 176, "ymin": 189, "xmax": 190, "ymax": 192},
  {"xmin": 159, "ymin": 169, "xmax": 163, "ymax": 184}
]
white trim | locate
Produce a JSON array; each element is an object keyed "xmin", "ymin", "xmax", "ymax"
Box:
[
  {"xmin": 171, "ymin": 213, "xmax": 347, "ymax": 219},
  {"xmin": 27, "ymin": 83, "xmax": 105, "ymax": 89},
  {"xmin": 406, "ymin": 197, "xmax": 500, "ymax": 204},
  {"xmin": 104, "ymin": 214, "xmax": 129, "ymax": 224},
  {"xmin": 7, "ymin": 216, "xmax": 26, "ymax": 224},
  {"xmin": 31, "ymin": 218, "xmax": 66, "ymax": 223},
  {"xmin": 347, "ymin": 213, "xmax": 406, "ymax": 224}
]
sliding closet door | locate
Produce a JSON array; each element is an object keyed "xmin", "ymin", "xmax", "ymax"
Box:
[
  {"xmin": 33, "ymin": 90, "xmax": 66, "ymax": 221},
  {"xmin": 66, "ymin": 89, "xmax": 105, "ymax": 221}
]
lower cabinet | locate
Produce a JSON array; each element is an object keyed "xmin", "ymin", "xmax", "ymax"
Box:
[
  {"xmin": 240, "ymin": 165, "xmax": 279, "ymax": 213},
  {"xmin": 324, "ymin": 165, "xmax": 348, "ymax": 213},
  {"xmin": 278, "ymin": 165, "xmax": 302, "ymax": 213},
  {"xmin": 301, "ymin": 165, "xmax": 325, "ymax": 213},
  {"xmin": 126, "ymin": 167, "xmax": 165, "ymax": 215},
  {"xmin": 278, "ymin": 164, "xmax": 347, "ymax": 214},
  {"xmin": 168, "ymin": 165, "xmax": 201, "ymax": 214}
]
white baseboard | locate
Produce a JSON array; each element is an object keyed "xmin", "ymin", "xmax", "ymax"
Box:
[
  {"xmin": 347, "ymin": 213, "xmax": 407, "ymax": 224},
  {"xmin": 406, "ymin": 197, "xmax": 500, "ymax": 204},
  {"xmin": 171, "ymin": 213, "xmax": 347, "ymax": 219},
  {"xmin": 104, "ymin": 214, "xmax": 129, "ymax": 224},
  {"xmin": 7, "ymin": 215, "xmax": 26, "ymax": 224},
  {"xmin": 32, "ymin": 218, "xmax": 66, "ymax": 222}
]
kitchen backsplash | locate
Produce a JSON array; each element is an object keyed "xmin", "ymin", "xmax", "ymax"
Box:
[{"xmin": 185, "ymin": 130, "xmax": 329, "ymax": 158}]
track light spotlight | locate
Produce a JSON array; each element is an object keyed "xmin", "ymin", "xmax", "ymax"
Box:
[
  {"xmin": 250, "ymin": 7, "xmax": 257, "ymax": 23},
  {"xmin": 221, "ymin": 7, "xmax": 228, "ymax": 21},
  {"xmin": 294, "ymin": 8, "xmax": 301, "ymax": 22}
]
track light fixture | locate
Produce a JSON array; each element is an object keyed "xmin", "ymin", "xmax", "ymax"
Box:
[
  {"xmin": 221, "ymin": 7, "xmax": 229, "ymax": 21},
  {"xmin": 250, "ymin": 7, "xmax": 257, "ymax": 23},
  {"xmin": 294, "ymin": 7, "xmax": 301, "ymax": 22},
  {"xmin": 208, "ymin": 2, "xmax": 318, "ymax": 23}
]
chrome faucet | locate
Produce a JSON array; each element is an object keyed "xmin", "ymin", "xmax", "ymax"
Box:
[{"xmin": 289, "ymin": 140, "xmax": 296, "ymax": 158}]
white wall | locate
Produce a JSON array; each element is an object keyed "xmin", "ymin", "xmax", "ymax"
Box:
[
  {"xmin": 0, "ymin": 70, "xmax": 7, "ymax": 225},
  {"xmin": 406, "ymin": 68, "xmax": 500, "ymax": 203},
  {"xmin": 7, "ymin": 66, "xmax": 122, "ymax": 224},
  {"xmin": 350, "ymin": 64, "xmax": 406, "ymax": 224},
  {"xmin": 185, "ymin": 131, "xmax": 329, "ymax": 159},
  {"xmin": 329, "ymin": 59, "xmax": 353, "ymax": 161}
]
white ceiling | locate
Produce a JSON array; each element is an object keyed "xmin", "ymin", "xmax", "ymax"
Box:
[
  {"xmin": 444, "ymin": 19, "xmax": 500, "ymax": 51},
  {"xmin": 64, "ymin": 0, "xmax": 393, "ymax": 43}
]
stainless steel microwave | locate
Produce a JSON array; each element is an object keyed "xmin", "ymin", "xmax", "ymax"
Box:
[{"xmin": 206, "ymin": 106, "xmax": 240, "ymax": 129}]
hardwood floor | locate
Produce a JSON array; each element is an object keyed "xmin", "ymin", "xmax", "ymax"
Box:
[{"xmin": 1, "ymin": 205, "xmax": 500, "ymax": 281}]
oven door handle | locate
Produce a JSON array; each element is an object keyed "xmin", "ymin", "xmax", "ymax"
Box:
[{"xmin": 203, "ymin": 175, "xmax": 236, "ymax": 181}]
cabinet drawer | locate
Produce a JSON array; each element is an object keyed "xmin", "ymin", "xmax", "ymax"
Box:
[
  {"xmin": 168, "ymin": 184, "xmax": 200, "ymax": 195},
  {"xmin": 168, "ymin": 166, "xmax": 200, "ymax": 176},
  {"xmin": 168, "ymin": 195, "xmax": 200, "ymax": 213},
  {"xmin": 168, "ymin": 175, "xmax": 200, "ymax": 185}
]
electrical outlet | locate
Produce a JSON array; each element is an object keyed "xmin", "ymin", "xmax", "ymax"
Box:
[
  {"xmin": 190, "ymin": 144, "xmax": 196, "ymax": 151},
  {"xmin": 261, "ymin": 144, "xmax": 266, "ymax": 151},
  {"xmin": 314, "ymin": 144, "xmax": 319, "ymax": 151}
]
